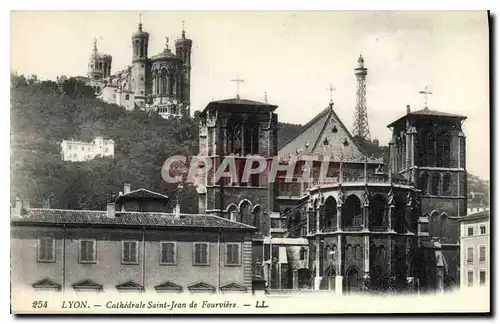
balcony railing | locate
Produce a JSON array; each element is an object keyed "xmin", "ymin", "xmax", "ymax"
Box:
[{"xmin": 276, "ymin": 176, "xmax": 413, "ymax": 198}]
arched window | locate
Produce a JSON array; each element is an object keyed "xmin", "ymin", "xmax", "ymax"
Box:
[
  {"xmin": 288, "ymin": 211, "xmax": 302, "ymax": 238},
  {"xmin": 393, "ymin": 194, "xmax": 406, "ymax": 233},
  {"xmin": 442, "ymin": 173, "xmax": 452, "ymax": 196},
  {"xmin": 346, "ymin": 267, "xmax": 361, "ymax": 293},
  {"xmin": 431, "ymin": 173, "xmax": 440, "ymax": 196},
  {"xmin": 239, "ymin": 200, "xmax": 251, "ymax": 224},
  {"xmin": 125, "ymin": 94, "xmax": 130, "ymax": 100},
  {"xmin": 420, "ymin": 172, "xmax": 429, "ymax": 195},
  {"xmin": 440, "ymin": 213, "xmax": 448, "ymax": 239},
  {"xmin": 370, "ymin": 194, "xmax": 386, "ymax": 228},
  {"xmin": 342, "ymin": 195, "xmax": 361, "ymax": 227},
  {"xmin": 253, "ymin": 205, "xmax": 262, "ymax": 233},
  {"xmin": 227, "ymin": 204, "xmax": 238, "ymax": 222},
  {"xmin": 324, "ymin": 196, "xmax": 337, "ymax": 229},
  {"xmin": 300, "ymin": 247, "xmax": 306, "ymax": 261},
  {"xmin": 437, "ymin": 132, "xmax": 451, "ymax": 167},
  {"xmin": 426, "ymin": 132, "xmax": 437, "ymax": 167},
  {"xmin": 428, "ymin": 211, "xmax": 440, "ymax": 239}
]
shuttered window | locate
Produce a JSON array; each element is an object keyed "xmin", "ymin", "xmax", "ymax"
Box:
[
  {"xmin": 38, "ymin": 238, "xmax": 55, "ymax": 262},
  {"xmin": 160, "ymin": 242, "xmax": 176, "ymax": 265},
  {"xmin": 225, "ymin": 243, "xmax": 241, "ymax": 266},
  {"xmin": 79, "ymin": 239, "xmax": 96, "ymax": 263},
  {"xmin": 122, "ymin": 241, "xmax": 138, "ymax": 264},
  {"xmin": 193, "ymin": 243, "xmax": 209, "ymax": 265}
]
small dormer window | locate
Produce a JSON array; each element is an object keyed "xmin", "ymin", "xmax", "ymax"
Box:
[
  {"xmin": 332, "ymin": 126, "xmax": 338, "ymax": 133},
  {"xmin": 343, "ymin": 139, "xmax": 348, "ymax": 146},
  {"xmin": 323, "ymin": 138, "xmax": 329, "ymax": 146}
]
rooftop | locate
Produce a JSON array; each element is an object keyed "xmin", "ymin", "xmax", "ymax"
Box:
[
  {"xmin": 387, "ymin": 108, "xmax": 467, "ymax": 127},
  {"xmin": 201, "ymin": 97, "xmax": 277, "ymax": 116},
  {"xmin": 116, "ymin": 188, "xmax": 169, "ymax": 201},
  {"xmin": 11, "ymin": 208, "xmax": 256, "ymax": 231}
]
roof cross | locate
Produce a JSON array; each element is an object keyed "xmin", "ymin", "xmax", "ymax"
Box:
[
  {"xmin": 231, "ymin": 77, "xmax": 244, "ymax": 99},
  {"xmin": 419, "ymin": 85, "xmax": 433, "ymax": 109},
  {"xmin": 327, "ymin": 83, "xmax": 336, "ymax": 103}
]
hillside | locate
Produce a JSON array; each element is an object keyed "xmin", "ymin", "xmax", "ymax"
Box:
[{"xmin": 10, "ymin": 74, "xmax": 305, "ymax": 212}]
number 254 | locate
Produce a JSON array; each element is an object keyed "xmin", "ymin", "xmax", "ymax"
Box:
[{"xmin": 32, "ymin": 301, "xmax": 48, "ymax": 308}]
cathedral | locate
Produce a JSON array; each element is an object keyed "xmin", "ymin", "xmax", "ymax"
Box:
[
  {"xmin": 85, "ymin": 21, "xmax": 192, "ymax": 118},
  {"xmin": 194, "ymin": 55, "xmax": 466, "ymax": 294}
]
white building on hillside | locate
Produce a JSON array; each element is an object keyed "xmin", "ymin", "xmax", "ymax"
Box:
[{"xmin": 60, "ymin": 136, "xmax": 115, "ymax": 162}]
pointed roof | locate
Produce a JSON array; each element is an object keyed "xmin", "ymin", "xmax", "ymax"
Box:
[
  {"xmin": 279, "ymin": 103, "xmax": 379, "ymax": 162},
  {"xmin": 71, "ymin": 279, "xmax": 103, "ymax": 291},
  {"xmin": 220, "ymin": 282, "xmax": 247, "ymax": 292},
  {"xmin": 32, "ymin": 278, "xmax": 61, "ymax": 290},
  {"xmin": 115, "ymin": 280, "xmax": 144, "ymax": 291},
  {"xmin": 187, "ymin": 281, "xmax": 216, "ymax": 292},
  {"xmin": 154, "ymin": 281, "xmax": 183, "ymax": 292},
  {"xmin": 116, "ymin": 188, "xmax": 169, "ymax": 201}
]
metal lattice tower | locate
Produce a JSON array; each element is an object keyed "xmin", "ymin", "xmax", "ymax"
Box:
[{"xmin": 353, "ymin": 54, "xmax": 371, "ymax": 141}]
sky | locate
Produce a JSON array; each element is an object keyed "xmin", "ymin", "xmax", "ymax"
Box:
[{"xmin": 10, "ymin": 11, "xmax": 490, "ymax": 180}]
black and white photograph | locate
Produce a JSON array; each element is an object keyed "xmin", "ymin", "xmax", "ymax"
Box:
[{"xmin": 8, "ymin": 9, "xmax": 490, "ymax": 314}]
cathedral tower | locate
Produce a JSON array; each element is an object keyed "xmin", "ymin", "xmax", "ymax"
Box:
[
  {"xmin": 175, "ymin": 23, "xmax": 192, "ymax": 113},
  {"xmin": 131, "ymin": 19, "xmax": 149, "ymax": 108}
]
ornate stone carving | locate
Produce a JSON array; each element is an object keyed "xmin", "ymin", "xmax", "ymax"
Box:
[
  {"xmin": 387, "ymin": 187, "xmax": 395, "ymax": 206},
  {"xmin": 363, "ymin": 187, "xmax": 371, "ymax": 207}
]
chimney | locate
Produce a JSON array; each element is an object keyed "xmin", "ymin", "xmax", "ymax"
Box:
[
  {"xmin": 406, "ymin": 105, "xmax": 411, "ymax": 114},
  {"xmin": 12, "ymin": 197, "xmax": 21, "ymax": 217},
  {"xmin": 22, "ymin": 199, "xmax": 30, "ymax": 210},
  {"xmin": 124, "ymin": 183, "xmax": 131, "ymax": 194},
  {"xmin": 107, "ymin": 193, "xmax": 116, "ymax": 218},
  {"xmin": 174, "ymin": 203, "xmax": 181, "ymax": 219},
  {"xmin": 107, "ymin": 202, "xmax": 116, "ymax": 219}
]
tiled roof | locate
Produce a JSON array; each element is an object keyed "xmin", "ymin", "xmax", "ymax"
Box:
[
  {"xmin": 11, "ymin": 208, "xmax": 256, "ymax": 231},
  {"xmin": 117, "ymin": 188, "xmax": 169, "ymax": 200}
]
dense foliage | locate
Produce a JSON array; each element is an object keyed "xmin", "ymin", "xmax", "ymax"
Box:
[{"xmin": 11, "ymin": 74, "xmax": 199, "ymax": 212}]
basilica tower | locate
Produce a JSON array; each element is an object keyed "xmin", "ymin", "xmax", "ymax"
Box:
[
  {"xmin": 131, "ymin": 20, "xmax": 149, "ymax": 108},
  {"xmin": 175, "ymin": 23, "xmax": 192, "ymax": 114}
]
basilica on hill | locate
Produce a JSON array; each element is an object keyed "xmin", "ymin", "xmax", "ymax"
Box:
[
  {"xmin": 195, "ymin": 54, "xmax": 467, "ymax": 294},
  {"xmin": 82, "ymin": 20, "xmax": 192, "ymax": 119}
]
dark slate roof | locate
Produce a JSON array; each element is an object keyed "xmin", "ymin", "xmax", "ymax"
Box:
[
  {"xmin": 278, "ymin": 103, "xmax": 381, "ymax": 162},
  {"xmin": 201, "ymin": 98, "xmax": 277, "ymax": 116},
  {"xmin": 11, "ymin": 208, "xmax": 256, "ymax": 231},
  {"xmin": 387, "ymin": 108, "xmax": 467, "ymax": 127},
  {"xmin": 116, "ymin": 188, "xmax": 169, "ymax": 200}
]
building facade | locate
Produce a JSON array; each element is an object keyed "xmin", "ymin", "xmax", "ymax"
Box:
[
  {"xmin": 459, "ymin": 209, "xmax": 489, "ymax": 289},
  {"xmin": 195, "ymin": 93, "xmax": 468, "ymax": 294},
  {"xmin": 60, "ymin": 136, "xmax": 115, "ymax": 162},
  {"xmin": 86, "ymin": 21, "xmax": 192, "ymax": 119},
  {"xmin": 10, "ymin": 184, "xmax": 255, "ymax": 295}
]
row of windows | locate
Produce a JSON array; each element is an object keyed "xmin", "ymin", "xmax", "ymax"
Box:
[
  {"xmin": 37, "ymin": 239, "xmax": 242, "ymax": 266},
  {"xmin": 466, "ymin": 223, "xmax": 488, "ymax": 236},
  {"xmin": 466, "ymin": 269, "xmax": 488, "ymax": 287},
  {"xmin": 67, "ymin": 145, "xmax": 92, "ymax": 152},
  {"xmin": 466, "ymin": 245, "xmax": 488, "ymax": 264}
]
